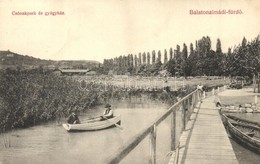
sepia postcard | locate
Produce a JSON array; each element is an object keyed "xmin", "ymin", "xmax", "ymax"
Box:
[{"xmin": 0, "ymin": 0, "xmax": 260, "ymax": 164}]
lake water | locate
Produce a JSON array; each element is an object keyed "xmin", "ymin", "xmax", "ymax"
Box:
[
  {"xmin": 0, "ymin": 101, "xmax": 184, "ymax": 164},
  {"xmin": 227, "ymin": 113, "xmax": 260, "ymax": 164}
]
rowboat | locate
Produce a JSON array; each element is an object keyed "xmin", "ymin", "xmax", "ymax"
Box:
[
  {"xmin": 224, "ymin": 115, "xmax": 260, "ymax": 128},
  {"xmin": 222, "ymin": 114, "xmax": 260, "ymax": 154},
  {"xmin": 62, "ymin": 115, "xmax": 121, "ymax": 132}
]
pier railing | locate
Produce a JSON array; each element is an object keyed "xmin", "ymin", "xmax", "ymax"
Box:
[{"xmin": 106, "ymin": 89, "xmax": 201, "ymax": 164}]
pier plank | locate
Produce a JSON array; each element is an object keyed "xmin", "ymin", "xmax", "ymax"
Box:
[{"xmin": 169, "ymin": 95, "xmax": 238, "ymax": 164}]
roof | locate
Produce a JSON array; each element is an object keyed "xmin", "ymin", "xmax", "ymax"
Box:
[{"xmin": 86, "ymin": 71, "xmax": 96, "ymax": 75}]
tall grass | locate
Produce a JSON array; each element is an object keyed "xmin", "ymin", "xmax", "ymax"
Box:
[
  {"xmin": 0, "ymin": 69, "xmax": 116, "ymax": 131},
  {"xmin": 0, "ymin": 69, "xmax": 197, "ymax": 132}
]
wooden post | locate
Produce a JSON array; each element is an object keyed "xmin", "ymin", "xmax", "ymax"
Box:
[
  {"xmin": 171, "ymin": 110, "xmax": 176, "ymax": 151},
  {"xmin": 182, "ymin": 101, "xmax": 186, "ymax": 131},
  {"xmin": 257, "ymin": 73, "xmax": 260, "ymax": 93},
  {"xmin": 187, "ymin": 97, "xmax": 191, "ymax": 119},
  {"xmin": 174, "ymin": 76, "xmax": 177, "ymax": 91},
  {"xmin": 195, "ymin": 91, "xmax": 197, "ymax": 103},
  {"xmin": 203, "ymin": 91, "xmax": 206, "ymax": 99},
  {"xmin": 253, "ymin": 74, "xmax": 256, "ymax": 93},
  {"xmin": 188, "ymin": 97, "xmax": 190, "ymax": 111},
  {"xmin": 150, "ymin": 124, "xmax": 156, "ymax": 164},
  {"xmin": 197, "ymin": 90, "xmax": 199, "ymax": 104},
  {"xmin": 193, "ymin": 92, "xmax": 196, "ymax": 109},
  {"xmin": 255, "ymin": 95, "xmax": 258, "ymax": 104},
  {"xmin": 105, "ymin": 79, "xmax": 107, "ymax": 91},
  {"xmin": 212, "ymin": 88, "xmax": 215, "ymax": 95},
  {"xmin": 196, "ymin": 90, "xmax": 199, "ymax": 102},
  {"xmin": 191, "ymin": 94, "xmax": 194, "ymax": 109}
]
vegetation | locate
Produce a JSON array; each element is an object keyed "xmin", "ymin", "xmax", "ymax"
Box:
[
  {"xmin": 1, "ymin": 34, "xmax": 259, "ymax": 132},
  {"xmin": 0, "ymin": 69, "xmax": 198, "ymax": 132},
  {"xmin": 0, "ymin": 68, "xmax": 105, "ymax": 131},
  {"xmin": 102, "ymin": 35, "xmax": 260, "ymax": 78}
]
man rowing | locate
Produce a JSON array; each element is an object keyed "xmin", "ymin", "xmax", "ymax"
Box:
[
  {"xmin": 100, "ymin": 104, "xmax": 114, "ymax": 120},
  {"xmin": 67, "ymin": 112, "xmax": 81, "ymax": 124}
]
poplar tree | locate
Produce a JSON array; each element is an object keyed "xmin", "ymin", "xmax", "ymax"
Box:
[
  {"xmin": 157, "ymin": 50, "xmax": 161, "ymax": 63},
  {"xmin": 138, "ymin": 53, "xmax": 142, "ymax": 65},
  {"xmin": 164, "ymin": 49, "xmax": 168, "ymax": 64},
  {"xmin": 152, "ymin": 50, "xmax": 156, "ymax": 64},
  {"xmin": 142, "ymin": 52, "xmax": 147, "ymax": 64},
  {"xmin": 147, "ymin": 52, "xmax": 151, "ymax": 65},
  {"xmin": 134, "ymin": 54, "xmax": 138, "ymax": 67},
  {"xmin": 169, "ymin": 47, "xmax": 173, "ymax": 60}
]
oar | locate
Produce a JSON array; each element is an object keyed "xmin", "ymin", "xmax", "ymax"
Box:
[
  {"xmin": 101, "ymin": 116, "xmax": 123, "ymax": 130},
  {"xmin": 81, "ymin": 116, "xmax": 101, "ymax": 123}
]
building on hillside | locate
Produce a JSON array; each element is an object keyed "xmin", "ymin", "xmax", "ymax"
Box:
[
  {"xmin": 59, "ymin": 69, "xmax": 89, "ymax": 75},
  {"xmin": 86, "ymin": 71, "xmax": 96, "ymax": 76},
  {"xmin": 47, "ymin": 65, "xmax": 56, "ymax": 70}
]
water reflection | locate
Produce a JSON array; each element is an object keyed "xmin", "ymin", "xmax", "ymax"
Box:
[{"xmin": 0, "ymin": 101, "xmax": 182, "ymax": 164}]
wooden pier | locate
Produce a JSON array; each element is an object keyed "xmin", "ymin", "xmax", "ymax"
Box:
[{"xmin": 169, "ymin": 95, "xmax": 238, "ymax": 164}]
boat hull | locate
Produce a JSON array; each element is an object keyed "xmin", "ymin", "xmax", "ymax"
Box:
[
  {"xmin": 63, "ymin": 115, "xmax": 121, "ymax": 132},
  {"xmin": 222, "ymin": 114, "xmax": 260, "ymax": 154}
]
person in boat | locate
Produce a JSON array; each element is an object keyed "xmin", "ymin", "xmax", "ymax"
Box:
[
  {"xmin": 100, "ymin": 104, "xmax": 114, "ymax": 120},
  {"xmin": 67, "ymin": 112, "xmax": 80, "ymax": 124}
]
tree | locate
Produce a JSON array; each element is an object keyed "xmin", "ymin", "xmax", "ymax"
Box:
[
  {"xmin": 142, "ymin": 52, "xmax": 147, "ymax": 64},
  {"xmin": 174, "ymin": 45, "xmax": 182, "ymax": 75},
  {"xmin": 169, "ymin": 47, "xmax": 173, "ymax": 60},
  {"xmin": 164, "ymin": 49, "xmax": 168, "ymax": 64},
  {"xmin": 134, "ymin": 55, "xmax": 138, "ymax": 67},
  {"xmin": 152, "ymin": 50, "xmax": 156, "ymax": 64},
  {"xmin": 151, "ymin": 60, "xmax": 162, "ymax": 75},
  {"xmin": 197, "ymin": 36, "xmax": 211, "ymax": 57},
  {"xmin": 188, "ymin": 43, "xmax": 199, "ymax": 76},
  {"xmin": 127, "ymin": 54, "xmax": 134, "ymax": 74},
  {"xmin": 147, "ymin": 52, "xmax": 151, "ymax": 65},
  {"xmin": 181, "ymin": 43, "xmax": 188, "ymax": 76},
  {"xmin": 189, "ymin": 43, "xmax": 194, "ymax": 57},
  {"xmin": 157, "ymin": 50, "xmax": 161, "ymax": 63},
  {"xmin": 182, "ymin": 43, "xmax": 188, "ymax": 60},
  {"xmin": 165, "ymin": 59, "xmax": 176, "ymax": 76},
  {"xmin": 138, "ymin": 53, "xmax": 142, "ymax": 65},
  {"xmin": 175, "ymin": 45, "xmax": 181, "ymax": 61},
  {"xmin": 242, "ymin": 37, "xmax": 247, "ymax": 48},
  {"xmin": 216, "ymin": 38, "xmax": 222, "ymax": 54}
]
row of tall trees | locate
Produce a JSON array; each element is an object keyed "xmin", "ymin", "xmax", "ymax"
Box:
[{"xmin": 102, "ymin": 35, "xmax": 260, "ymax": 77}]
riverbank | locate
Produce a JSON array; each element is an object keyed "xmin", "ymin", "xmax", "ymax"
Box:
[{"xmin": 218, "ymin": 88, "xmax": 260, "ymax": 113}]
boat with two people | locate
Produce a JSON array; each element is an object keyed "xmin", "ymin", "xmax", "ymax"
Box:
[
  {"xmin": 62, "ymin": 115, "xmax": 121, "ymax": 132},
  {"xmin": 63, "ymin": 104, "xmax": 122, "ymax": 132}
]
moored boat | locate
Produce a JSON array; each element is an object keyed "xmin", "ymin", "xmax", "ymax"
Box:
[
  {"xmin": 63, "ymin": 115, "xmax": 121, "ymax": 132},
  {"xmin": 222, "ymin": 114, "xmax": 260, "ymax": 154}
]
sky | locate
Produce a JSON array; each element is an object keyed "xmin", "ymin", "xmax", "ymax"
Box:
[{"xmin": 0, "ymin": 0, "xmax": 259, "ymax": 62}]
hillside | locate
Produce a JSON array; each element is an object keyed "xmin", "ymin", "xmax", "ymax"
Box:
[{"xmin": 0, "ymin": 50, "xmax": 100, "ymax": 70}]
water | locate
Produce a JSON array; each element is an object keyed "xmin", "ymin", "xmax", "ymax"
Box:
[
  {"xmin": 0, "ymin": 101, "xmax": 183, "ymax": 164},
  {"xmin": 227, "ymin": 113, "xmax": 260, "ymax": 164}
]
